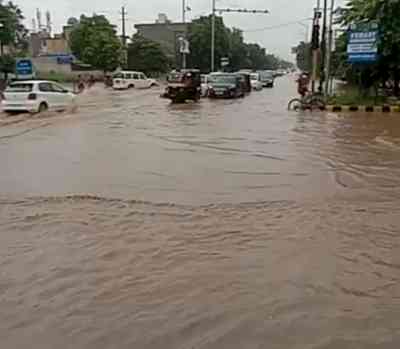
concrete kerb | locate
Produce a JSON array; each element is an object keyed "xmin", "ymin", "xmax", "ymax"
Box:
[{"xmin": 325, "ymin": 105, "xmax": 400, "ymax": 113}]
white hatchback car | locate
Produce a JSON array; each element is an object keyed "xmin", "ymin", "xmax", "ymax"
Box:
[
  {"xmin": 2, "ymin": 80, "xmax": 76, "ymax": 113},
  {"xmin": 250, "ymin": 73, "xmax": 263, "ymax": 91}
]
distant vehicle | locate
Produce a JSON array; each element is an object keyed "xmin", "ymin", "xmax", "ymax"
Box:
[
  {"xmin": 250, "ymin": 73, "xmax": 263, "ymax": 91},
  {"xmin": 113, "ymin": 71, "xmax": 157, "ymax": 90},
  {"xmin": 200, "ymin": 74, "xmax": 211, "ymax": 97},
  {"xmin": 2, "ymin": 80, "xmax": 76, "ymax": 113},
  {"xmin": 161, "ymin": 69, "xmax": 201, "ymax": 103},
  {"xmin": 274, "ymin": 69, "xmax": 286, "ymax": 77},
  {"xmin": 259, "ymin": 71, "xmax": 275, "ymax": 88},
  {"xmin": 208, "ymin": 73, "xmax": 244, "ymax": 99}
]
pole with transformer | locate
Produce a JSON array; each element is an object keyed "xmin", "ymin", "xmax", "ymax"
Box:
[{"xmin": 210, "ymin": 3, "xmax": 269, "ymax": 72}]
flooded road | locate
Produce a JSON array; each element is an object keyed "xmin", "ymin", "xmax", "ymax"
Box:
[{"xmin": 1, "ymin": 76, "xmax": 400, "ymax": 348}]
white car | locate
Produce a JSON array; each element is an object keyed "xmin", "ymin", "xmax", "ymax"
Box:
[
  {"xmin": 113, "ymin": 71, "xmax": 157, "ymax": 90},
  {"xmin": 2, "ymin": 80, "xmax": 76, "ymax": 113},
  {"xmin": 201, "ymin": 74, "xmax": 211, "ymax": 97},
  {"xmin": 250, "ymin": 73, "xmax": 263, "ymax": 91}
]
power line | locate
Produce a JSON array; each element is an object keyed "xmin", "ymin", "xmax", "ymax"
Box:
[{"xmin": 243, "ymin": 18, "xmax": 312, "ymax": 33}]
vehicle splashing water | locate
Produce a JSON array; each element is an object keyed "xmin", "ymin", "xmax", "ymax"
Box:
[{"xmin": 1, "ymin": 77, "xmax": 400, "ymax": 348}]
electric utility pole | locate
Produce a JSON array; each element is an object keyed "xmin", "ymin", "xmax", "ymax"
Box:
[
  {"xmin": 121, "ymin": 6, "xmax": 128, "ymax": 68},
  {"xmin": 325, "ymin": 0, "xmax": 335, "ymax": 96},
  {"xmin": 121, "ymin": 6, "xmax": 127, "ymax": 48},
  {"xmin": 210, "ymin": 4, "xmax": 269, "ymax": 72},
  {"xmin": 319, "ymin": 0, "xmax": 328, "ymax": 93},
  {"xmin": 311, "ymin": 0, "xmax": 322, "ymax": 93}
]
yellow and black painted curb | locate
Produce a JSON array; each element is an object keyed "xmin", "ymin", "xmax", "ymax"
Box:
[{"xmin": 325, "ymin": 105, "xmax": 400, "ymax": 113}]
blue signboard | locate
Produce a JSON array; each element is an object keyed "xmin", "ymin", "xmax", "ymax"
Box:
[
  {"xmin": 347, "ymin": 24, "xmax": 379, "ymax": 64},
  {"xmin": 57, "ymin": 55, "xmax": 74, "ymax": 64},
  {"xmin": 16, "ymin": 59, "xmax": 33, "ymax": 76}
]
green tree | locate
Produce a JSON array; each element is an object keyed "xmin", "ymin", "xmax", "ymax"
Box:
[
  {"xmin": 228, "ymin": 28, "xmax": 250, "ymax": 71},
  {"xmin": 0, "ymin": 1, "xmax": 28, "ymax": 55},
  {"xmin": 69, "ymin": 15, "xmax": 122, "ymax": 72},
  {"xmin": 187, "ymin": 15, "xmax": 230, "ymax": 72},
  {"xmin": 340, "ymin": 0, "xmax": 400, "ymax": 95},
  {"xmin": 295, "ymin": 41, "xmax": 312, "ymax": 72},
  {"xmin": 127, "ymin": 34, "xmax": 171, "ymax": 75},
  {"xmin": 0, "ymin": 54, "xmax": 15, "ymax": 79},
  {"xmin": 187, "ymin": 15, "xmax": 293, "ymax": 73}
]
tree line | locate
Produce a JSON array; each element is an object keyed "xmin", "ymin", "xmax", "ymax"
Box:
[
  {"xmin": 70, "ymin": 14, "xmax": 293, "ymax": 74},
  {"xmin": 295, "ymin": 0, "xmax": 400, "ymax": 96},
  {"xmin": 0, "ymin": 6, "xmax": 293, "ymax": 77},
  {"xmin": 187, "ymin": 15, "xmax": 293, "ymax": 73}
]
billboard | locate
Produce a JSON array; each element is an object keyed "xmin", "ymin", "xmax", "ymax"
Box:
[{"xmin": 347, "ymin": 23, "xmax": 378, "ymax": 63}]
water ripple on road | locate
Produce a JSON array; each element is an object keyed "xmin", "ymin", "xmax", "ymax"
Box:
[{"xmin": 1, "ymin": 77, "xmax": 400, "ymax": 348}]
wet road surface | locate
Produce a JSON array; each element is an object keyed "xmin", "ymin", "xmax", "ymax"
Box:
[{"xmin": 1, "ymin": 76, "xmax": 400, "ymax": 348}]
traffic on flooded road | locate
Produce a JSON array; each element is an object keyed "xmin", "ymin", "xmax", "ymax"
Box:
[{"xmin": 1, "ymin": 74, "xmax": 400, "ymax": 348}]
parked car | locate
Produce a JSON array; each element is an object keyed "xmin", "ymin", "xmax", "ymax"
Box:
[
  {"xmin": 113, "ymin": 71, "xmax": 157, "ymax": 90},
  {"xmin": 208, "ymin": 73, "xmax": 244, "ymax": 99},
  {"xmin": 2, "ymin": 80, "xmax": 76, "ymax": 113},
  {"xmin": 259, "ymin": 71, "xmax": 275, "ymax": 88},
  {"xmin": 250, "ymin": 73, "xmax": 263, "ymax": 91},
  {"xmin": 201, "ymin": 74, "xmax": 211, "ymax": 97}
]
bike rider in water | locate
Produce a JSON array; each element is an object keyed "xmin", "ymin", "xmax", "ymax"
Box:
[{"xmin": 297, "ymin": 72, "xmax": 310, "ymax": 99}]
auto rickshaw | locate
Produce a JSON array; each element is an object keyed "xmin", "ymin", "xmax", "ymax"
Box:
[{"xmin": 161, "ymin": 69, "xmax": 201, "ymax": 103}]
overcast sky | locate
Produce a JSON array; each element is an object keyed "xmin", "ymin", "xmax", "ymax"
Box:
[{"xmin": 16, "ymin": 0, "xmax": 346, "ymax": 61}]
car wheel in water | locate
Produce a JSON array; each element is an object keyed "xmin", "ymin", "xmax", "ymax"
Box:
[{"xmin": 38, "ymin": 102, "xmax": 48, "ymax": 113}]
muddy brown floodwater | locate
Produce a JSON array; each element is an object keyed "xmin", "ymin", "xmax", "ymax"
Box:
[{"xmin": 1, "ymin": 76, "xmax": 400, "ymax": 348}]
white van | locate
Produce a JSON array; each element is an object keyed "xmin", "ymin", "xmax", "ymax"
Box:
[{"xmin": 113, "ymin": 71, "xmax": 157, "ymax": 90}]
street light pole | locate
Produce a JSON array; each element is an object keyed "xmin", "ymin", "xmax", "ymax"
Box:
[
  {"xmin": 325, "ymin": 0, "xmax": 335, "ymax": 96},
  {"xmin": 182, "ymin": 0, "xmax": 187, "ymax": 69},
  {"xmin": 319, "ymin": 0, "xmax": 328, "ymax": 93},
  {"xmin": 211, "ymin": 0, "xmax": 216, "ymax": 72},
  {"xmin": 298, "ymin": 22, "xmax": 310, "ymax": 42},
  {"xmin": 210, "ymin": 4, "xmax": 269, "ymax": 73}
]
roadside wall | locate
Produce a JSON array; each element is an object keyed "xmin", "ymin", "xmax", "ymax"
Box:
[{"xmin": 31, "ymin": 57, "xmax": 103, "ymax": 79}]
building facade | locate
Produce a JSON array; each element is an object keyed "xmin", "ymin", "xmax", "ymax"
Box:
[{"xmin": 134, "ymin": 14, "xmax": 188, "ymax": 68}]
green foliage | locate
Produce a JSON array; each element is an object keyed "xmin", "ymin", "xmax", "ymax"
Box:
[
  {"xmin": 327, "ymin": 84, "xmax": 387, "ymax": 106},
  {"xmin": 0, "ymin": 1, "xmax": 28, "ymax": 54},
  {"xmin": 187, "ymin": 15, "xmax": 293, "ymax": 72},
  {"xmin": 337, "ymin": 0, "xmax": 400, "ymax": 95},
  {"xmin": 295, "ymin": 41, "xmax": 312, "ymax": 72},
  {"xmin": 69, "ymin": 15, "xmax": 122, "ymax": 72},
  {"xmin": 0, "ymin": 54, "xmax": 15, "ymax": 74},
  {"xmin": 127, "ymin": 34, "xmax": 171, "ymax": 75},
  {"xmin": 187, "ymin": 16, "xmax": 230, "ymax": 72}
]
